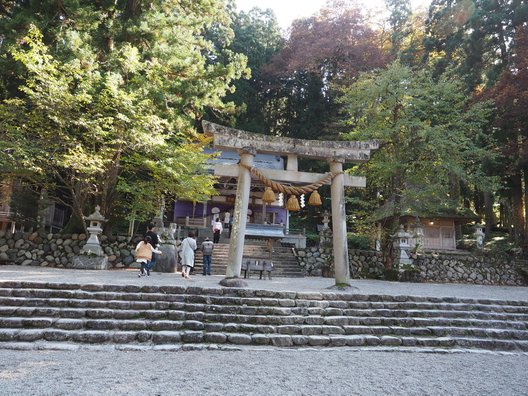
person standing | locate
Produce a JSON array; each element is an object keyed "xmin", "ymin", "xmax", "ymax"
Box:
[
  {"xmin": 201, "ymin": 236, "xmax": 214, "ymax": 276},
  {"xmin": 223, "ymin": 211, "xmax": 231, "ymax": 229},
  {"xmin": 145, "ymin": 225, "xmax": 160, "ymax": 269},
  {"xmin": 135, "ymin": 236, "xmax": 162, "ymax": 277},
  {"xmin": 180, "ymin": 231, "xmax": 197, "ymax": 279},
  {"xmin": 212, "ymin": 218, "xmax": 223, "ymax": 243}
]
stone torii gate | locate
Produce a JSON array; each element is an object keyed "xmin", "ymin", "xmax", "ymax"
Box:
[{"xmin": 203, "ymin": 121, "xmax": 379, "ymax": 287}]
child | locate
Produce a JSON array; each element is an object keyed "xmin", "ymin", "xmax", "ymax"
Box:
[{"xmin": 135, "ymin": 235, "xmax": 162, "ymax": 277}]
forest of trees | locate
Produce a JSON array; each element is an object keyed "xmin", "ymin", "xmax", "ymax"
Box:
[{"xmin": 0, "ymin": 0, "xmax": 527, "ymax": 256}]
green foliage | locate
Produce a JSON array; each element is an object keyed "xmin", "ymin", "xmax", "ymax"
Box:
[
  {"xmin": 338, "ymin": 61, "xmax": 496, "ymax": 259},
  {"xmin": 0, "ymin": 1, "xmax": 247, "ymax": 230},
  {"xmin": 340, "ymin": 61, "xmax": 495, "ymax": 205},
  {"xmin": 347, "ymin": 233, "xmax": 372, "ymax": 250},
  {"xmin": 221, "ymin": 7, "xmax": 283, "ymax": 133},
  {"xmin": 423, "ymin": 0, "xmax": 527, "ymax": 90}
]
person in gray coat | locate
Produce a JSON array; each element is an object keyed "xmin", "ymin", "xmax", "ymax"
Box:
[{"xmin": 180, "ymin": 231, "xmax": 197, "ymax": 279}]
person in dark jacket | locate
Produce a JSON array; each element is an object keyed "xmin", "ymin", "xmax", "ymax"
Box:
[
  {"xmin": 201, "ymin": 237, "xmax": 214, "ymax": 275},
  {"xmin": 145, "ymin": 225, "xmax": 160, "ymax": 269}
]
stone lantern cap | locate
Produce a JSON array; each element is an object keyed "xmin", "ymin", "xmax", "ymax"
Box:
[
  {"xmin": 393, "ymin": 225, "xmax": 411, "ymax": 239},
  {"xmin": 84, "ymin": 205, "xmax": 106, "ymax": 223}
]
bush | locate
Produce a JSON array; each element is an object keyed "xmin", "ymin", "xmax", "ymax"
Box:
[
  {"xmin": 347, "ymin": 233, "xmax": 371, "ymax": 250},
  {"xmin": 305, "ymin": 231, "xmax": 319, "ymax": 247}
]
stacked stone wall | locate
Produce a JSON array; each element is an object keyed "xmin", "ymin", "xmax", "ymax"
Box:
[
  {"xmin": 0, "ymin": 231, "xmax": 137, "ymax": 268},
  {"xmin": 2, "ymin": 231, "xmax": 526, "ymax": 286},
  {"xmin": 295, "ymin": 246, "xmax": 333, "ymax": 276},
  {"xmin": 295, "ymin": 247, "xmax": 526, "ymax": 286},
  {"xmin": 413, "ymin": 253, "xmax": 525, "ymax": 286}
]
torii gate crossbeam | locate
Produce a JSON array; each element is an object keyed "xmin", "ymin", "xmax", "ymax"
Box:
[{"xmin": 202, "ymin": 121, "xmax": 378, "ymax": 287}]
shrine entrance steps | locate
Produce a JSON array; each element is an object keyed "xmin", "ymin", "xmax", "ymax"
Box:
[
  {"xmin": 0, "ymin": 281, "xmax": 527, "ymax": 353},
  {"xmin": 193, "ymin": 243, "xmax": 303, "ymax": 278}
]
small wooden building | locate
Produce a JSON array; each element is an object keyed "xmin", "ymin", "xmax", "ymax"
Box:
[
  {"xmin": 400, "ymin": 215, "xmax": 464, "ymax": 251},
  {"xmin": 374, "ymin": 202, "xmax": 479, "ymax": 252}
]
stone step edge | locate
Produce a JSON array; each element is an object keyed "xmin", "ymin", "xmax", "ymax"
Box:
[
  {"xmin": 0, "ymin": 330, "xmax": 527, "ymax": 351},
  {"xmin": 0, "ymin": 296, "xmax": 528, "ymax": 322},
  {"xmin": 1, "ymin": 341, "xmax": 527, "ymax": 355},
  {"xmin": 1, "ymin": 319, "xmax": 527, "ymax": 337},
  {"xmin": 2, "ymin": 294, "xmax": 528, "ymax": 316},
  {"xmin": 1, "ymin": 316, "xmax": 526, "ymax": 332},
  {"xmin": 0, "ymin": 281, "xmax": 527, "ymax": 306},
  {"xmin": 2, "ymin": 303, "xmax": 528, "ymax": 323}
]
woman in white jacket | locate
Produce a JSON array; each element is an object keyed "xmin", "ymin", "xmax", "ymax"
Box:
[{"xmin": 180, "ymin": 231, "xmax": 197, "ymax": 279}]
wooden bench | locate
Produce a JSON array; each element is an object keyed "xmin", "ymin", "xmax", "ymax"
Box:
[{"xmin": 241, "ymin": 258, "xmax": 274, "ymax": 280}]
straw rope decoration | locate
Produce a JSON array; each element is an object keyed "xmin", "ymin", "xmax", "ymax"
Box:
[{"xmin": 240, "ymin": 164, "xmax": 343, "ymax": 196}]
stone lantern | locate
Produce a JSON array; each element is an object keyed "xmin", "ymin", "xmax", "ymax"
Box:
[
  {"xmin": 72, "ymin": 206, "xmax": 108, "ymax": 270},
  {"xmin": 392, "ymin": 225, "xmax": 413, "ymax": 266},
  {"xmin": 81, "ymin": 205, "xmax": 106, "ymax": 257},
  {"xmin": 412, "ymin": 218, "xmax": 425, "ymax": 253},
  {"xmin": 319, "ymin": 210, "xmax": 333, "ymax": 248},
  {"xmin": 475, "ymin": 224, "xmax": 485, "ymax": 249},
  {"xmin": 322, "ymin": 210, "xmax": 330, "ymax": 230}
]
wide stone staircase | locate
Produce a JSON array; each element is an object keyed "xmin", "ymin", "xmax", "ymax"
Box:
[
  {"xmin": 193, "ymin": 242, "xmax": 303, "ymax": 277},
  {"xmin": 0, "ymin": 281, "xmax": 527, "ymax": 352}
]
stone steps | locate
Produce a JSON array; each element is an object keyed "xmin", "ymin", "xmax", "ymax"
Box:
[
  {"xmin": 1, "ymin": 328, "xmax": 527, "ymax": 351},
  {"xmin": 2, "ymin": 314, "xmax": 528, "ymax": 339},
  {"xmin": 0, "ymin": 281, "xmax": 527, "ymax": 352},
  {"xmin": 1, "ymin": 306, "xmax": 527, "ymax": 331},
  {"xmin": 192, "ymin": 243, "xmax": 303, "ymax": 277},
  {"xmin": 1, "ymin": 297, "xmax": 528, "ymax": 322},
  {"xmin": 2, "ymin": 289, "xmax": 528, "ymax": 313}
]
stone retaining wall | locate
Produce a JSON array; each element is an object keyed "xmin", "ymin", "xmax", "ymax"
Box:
[
  {"xmin": 295, "ymin": 246, "xmax": 333, "ymax": 277},
  {"xmin": 295, "ymin": 248, "xmax": 526, "ymax": 286},
  {"xmin": 3, "ymin": 231, "xmax": 526, "ymax": 286},
  {"xmin": 0, "ymin": 231, "xmax": 137, "ymax": 268}
]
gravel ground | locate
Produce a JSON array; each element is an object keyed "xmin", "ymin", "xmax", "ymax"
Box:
[{"xmin": 0, "ymin": 349, "xmax": 527, "ymax": 396}]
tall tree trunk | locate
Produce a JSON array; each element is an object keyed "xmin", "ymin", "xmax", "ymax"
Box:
[
  {"xmin": 483, "ymin": 191, "xmax": 495, "ymax": 236},
  {"xmin": 449, "ymin": 173, "xmax": 462, "ymax": 241},
  {"xmin": 521, "ymin": 166, "xmax": 528, "ymax": 255},
  {"xmin": 511, "ymin": 172, "xmax": 525, "ymax": 245},
  {"xmin": 473, "ymin": 189, "xmax": 483, "ymax": 217},
  {"xmin": 125, "ymin": 0, "xmax": 141, "ymax": 18}
]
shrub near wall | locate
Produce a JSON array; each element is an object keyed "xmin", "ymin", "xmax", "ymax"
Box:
[{"xmin": 0, "ymin": 231, "xmax": 137, "ymax": 268}]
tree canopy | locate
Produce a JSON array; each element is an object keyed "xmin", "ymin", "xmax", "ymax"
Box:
[
  {"xmin": 0, "ymin": 0, "xmax": 527, "ymax": 255},
  {"xmin": 0, "ymin": 0, "xmax": 248, "ymax": 231}
]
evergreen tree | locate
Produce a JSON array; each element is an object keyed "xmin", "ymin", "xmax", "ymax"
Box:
[
  {"xmin": 338, "ymin": 62, "xmax": 495, "ymax": 267},
  {"xmin": 221, "ymin": 7, "xmax": 283, "ymax": 133},
  {"xmin": 0, "ymin": 0, "xmax": 247, "ymax": 231}
]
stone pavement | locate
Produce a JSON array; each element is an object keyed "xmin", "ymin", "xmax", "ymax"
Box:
[{"xmin": 1, "ymin": 265, "xmax": 527, "ymax": 301}]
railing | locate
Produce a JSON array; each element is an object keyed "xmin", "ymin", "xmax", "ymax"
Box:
[
  {"xmin": 285, "ymin": 227, "xmax": 306, "ymax": 236},
  {"xmin": 174, "ymin": 217, "xmax": 207, "ymax": 228},
  {"xmin": 0, "ymin": 210, "xmax": 13, "ymax": 218}
]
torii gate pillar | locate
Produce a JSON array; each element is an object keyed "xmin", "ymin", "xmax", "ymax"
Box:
[
  {"xmin": 203, "ymin": 121, "xmax": 379, "ymax": 288},
  {"xmin": 329, "ymin": 159, "xmax": 350, "ymax": 285},
  {"xmin": 226, "ymin": 148, "xmax": 255, "ymax": 279}
]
